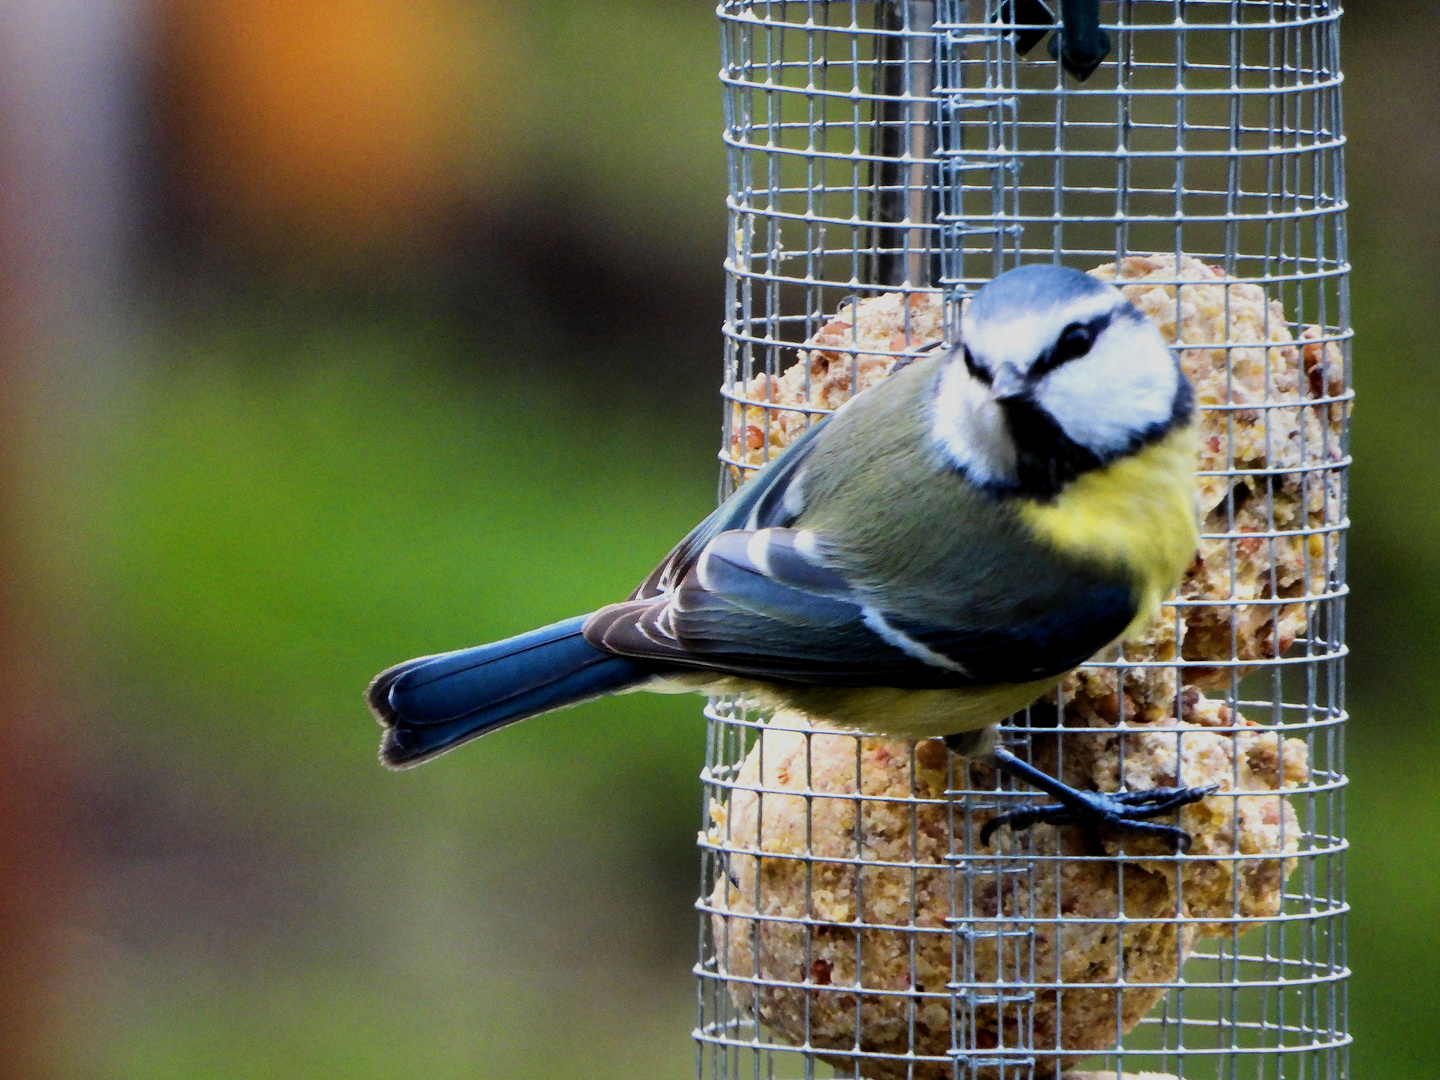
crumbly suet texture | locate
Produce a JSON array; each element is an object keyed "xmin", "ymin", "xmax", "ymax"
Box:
[
  {"xmin": 707, "ymin": 705, "xmax": 1307, "ymax": 1080},
  {"xmin": 727, "ymin": 290, "xmax": 946, "ymax": 473}
]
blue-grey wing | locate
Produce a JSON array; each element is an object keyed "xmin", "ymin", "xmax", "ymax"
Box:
[
  {"xmin": 630, "ymin": 414, "xmax": 832, "ymax": 600},
  {"xmin": 592, "ymin": 526, "xmax": 1136, "ymax": 688},
  {"xmin": 879, "ymin": 586, "xmax": 1137, "ymax": 683}
]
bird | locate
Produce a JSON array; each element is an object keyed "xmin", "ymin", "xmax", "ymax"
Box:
[{"xmin": 367, "ymin": 263, "xmax": 1213, "ymax": 848}]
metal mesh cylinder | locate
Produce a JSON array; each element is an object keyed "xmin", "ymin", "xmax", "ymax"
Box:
[{"xmin": 698, "ymin": 3, "xmax": 1349, "ymax": 1079}]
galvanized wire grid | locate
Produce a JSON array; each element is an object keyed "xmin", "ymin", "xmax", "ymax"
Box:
[{"xmin": 699, "ymin": 3, "xmax": 1348, "ymax": 1080}]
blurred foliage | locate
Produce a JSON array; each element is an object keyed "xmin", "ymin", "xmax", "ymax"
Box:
[
  {"xmin": 514, "ymin": 1, "xmax": 724, "ymax": 256},
  {"xmin": 41, "ymin": 318, "xmax": 715, "ymax": 1078},
  {"xmin": 1330, "ymin": 14, "xmax": 1440, "ymax": 1076},
  {"xmin": 28, "ymin": 1, "xmax": 1440, "ymax": 1078},
  {"xmin": 154, "ymin": 0, "xmax": 724, "ymax": 262}
]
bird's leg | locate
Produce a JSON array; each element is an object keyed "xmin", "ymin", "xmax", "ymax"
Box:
[{"xmin": 943, "ymin": 736, "xmax": 1217, "ymax": 852}]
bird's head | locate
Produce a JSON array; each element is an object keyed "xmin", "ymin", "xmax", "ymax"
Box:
[{"xmin": 932, "ymin": 264, "xmax": 1192, "ymax": 499}]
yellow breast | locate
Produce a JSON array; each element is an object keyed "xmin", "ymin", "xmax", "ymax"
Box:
[{"xmin": 1017, "ymin": 424, "xmax": 1199, "ymax": 634}]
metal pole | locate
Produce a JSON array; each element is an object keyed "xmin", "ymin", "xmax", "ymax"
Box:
[{"xmin": 867, "ymin": 1, "xmax": 937, "ymax": 289}]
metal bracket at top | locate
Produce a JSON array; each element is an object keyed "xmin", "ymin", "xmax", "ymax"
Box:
[{"xmin": 1004, "ymin": 0, "xmax": 1112, "ymax": 81}]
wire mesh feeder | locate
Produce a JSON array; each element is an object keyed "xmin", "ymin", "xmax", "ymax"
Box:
[{"xmin": 697, "ymin": 3, "xmax": 1349, "ymax": 1080}]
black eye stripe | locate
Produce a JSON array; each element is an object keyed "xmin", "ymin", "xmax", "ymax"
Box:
[
  {"xmin": 963, "ymin": 346, "xmax": 991, "ymax": 385},
  {"xmin": 1031, "ymin": 310, "xmax": 1115, "ymax": 378}
]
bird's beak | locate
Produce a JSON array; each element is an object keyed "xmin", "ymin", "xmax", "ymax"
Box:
[{"xmin": 989, "ymin": 363, "xmax": 1028, "ymax": 402}]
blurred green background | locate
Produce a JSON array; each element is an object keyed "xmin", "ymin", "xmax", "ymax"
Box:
[{"xmin": 0, "ymin": 1, "xmax": 1434, "ymax": 1078}]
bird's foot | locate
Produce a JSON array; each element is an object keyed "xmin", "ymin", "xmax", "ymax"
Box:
[{"xmin": 977, "ymin": 747, "xmax": 1217, "ymax": 852}]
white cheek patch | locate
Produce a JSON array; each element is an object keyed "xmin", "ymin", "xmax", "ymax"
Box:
[
  {"xmin": 1036, "ymin": 320, "xmax": 1180, "ymax": 456},
  {"xmin": 930, "ymin": 359, "xmax": 1019, "ymax": 486}
]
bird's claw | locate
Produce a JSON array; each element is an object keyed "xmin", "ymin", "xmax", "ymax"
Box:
[
  {"xmin": 979, "ymin": 781, "xmax": 1218, "ymax": 852},
  {"xmin": 1109, "ymin": 783, "xmax": 1220, "ymax": 815}
]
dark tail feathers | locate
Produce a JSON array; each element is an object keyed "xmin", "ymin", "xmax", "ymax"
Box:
[{"xmin": 367, "ymin": 615, "xmax": 652, "ymax": 768}]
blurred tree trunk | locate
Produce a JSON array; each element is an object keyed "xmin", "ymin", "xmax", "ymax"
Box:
[
  {"xmin": 0, "ymin": 118, "xmax": 64, "ymax": 1080},
  {"xmin": 0, "ymin": 1, "xmax": 133, "ymax": 1075},
  {"xmin": 0, "ymin": 152, "xmax": 66, "ymax": 1080},
  {"xmin": 0, "ymin": 562, "xmax": 63, "ymax": 1080}
]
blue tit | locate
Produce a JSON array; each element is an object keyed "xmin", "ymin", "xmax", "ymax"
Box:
[{"xmin": 368, "ymin": 264, "xmax": 1211, "ymax": 848}]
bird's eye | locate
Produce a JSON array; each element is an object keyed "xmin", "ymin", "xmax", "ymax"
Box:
[
  {"xmin": 962, "ymin": 346, "xmax": 991, "ymax": 385},
  {"xmin": 1056, "ymin": 322, "xmax": 1095, "ymax": 360}
]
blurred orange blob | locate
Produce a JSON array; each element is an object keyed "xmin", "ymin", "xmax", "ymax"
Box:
[{"xmin": 157, "ymin": 0, "xmax": 515, "ymax": 254}]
